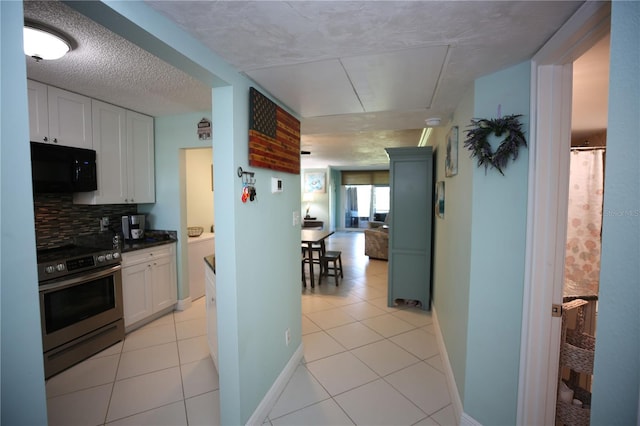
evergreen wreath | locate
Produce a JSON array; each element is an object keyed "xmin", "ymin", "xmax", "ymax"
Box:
[{"xmin": 463, "ymin": 114, "xmax": 527, "ymax": 175}]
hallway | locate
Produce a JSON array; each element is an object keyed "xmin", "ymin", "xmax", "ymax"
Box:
[
  {"xmin": 45, "ymin": 231, "xmax": 455, "ymax": 425},
  {"xmin": 272, "ymin": 231, "xmax": 454, "ymax": 425}
]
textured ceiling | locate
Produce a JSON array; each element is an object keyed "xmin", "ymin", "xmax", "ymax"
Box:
[
  {"xmin": 23, "ymin": 1, "xmax": 212, "ymax": 117},
  {"xmin": 22, "ymin": 1, "xmax": 606, "ymax": 169}
]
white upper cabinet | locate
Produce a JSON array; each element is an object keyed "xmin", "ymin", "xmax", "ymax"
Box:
[
  {"xmin": 28, "ymin": 80, "xmax": 155, "ymax": 205},
  {"xmin": 27, "ymin": 80, "xmax": 49, "ymax": 143},
  {"xmin": 27, "ymin": 80, "xmax": 93, "ymax": 149},
  {"xmin": 77, "ymin": 100, "xmax": 127, "ymax": 204},
  {"xmin": 74, "ymin": 101, "xmax": 155, "ymax": 205},
  {"xmin": 126, "ymin": 110, "xmax": 155, "ymax": 204}
]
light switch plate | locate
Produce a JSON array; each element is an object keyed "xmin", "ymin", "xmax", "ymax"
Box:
[{"xmin": 271, "ymin": 177, "xmax": 283, "ymax": 193}]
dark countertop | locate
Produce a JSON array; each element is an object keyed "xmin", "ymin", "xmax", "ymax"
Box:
[
  {"xmin": 205, "ymin": 255, "xmax": 215, "ymax": 274},
  {"xmin": 121, "ymin": 230, "xmax": 178, "ymax": 253}
]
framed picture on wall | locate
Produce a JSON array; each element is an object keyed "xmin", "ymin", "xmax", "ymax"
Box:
[
  {"xmin": 304, "ymin": 172, "xmax": 326, "ymax": 193},
  {"xmin": 445, "ymin": 126, "xmax": 459, "ymax": 177}
]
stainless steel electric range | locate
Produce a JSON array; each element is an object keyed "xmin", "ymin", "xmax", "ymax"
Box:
[{"xmin": 37, "ymin": 243, "xmax": 124, "ymax": 379}]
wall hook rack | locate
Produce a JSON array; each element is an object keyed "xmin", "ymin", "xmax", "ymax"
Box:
[{"xmin": 237, "ymin": 166, "xmax": 256, "ymax": 185}]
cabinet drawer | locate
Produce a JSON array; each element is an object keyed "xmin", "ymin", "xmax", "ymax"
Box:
[{"xmin": 122, "ymin": 243, "xmax": 175, "ymax": 266}]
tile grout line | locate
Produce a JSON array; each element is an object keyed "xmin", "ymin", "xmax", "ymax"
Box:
[{"xmin": 100, "ymin": 334, "xmax": 125, "ymax": 424}]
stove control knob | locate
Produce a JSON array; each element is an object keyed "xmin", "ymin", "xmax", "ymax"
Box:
[
  {"xmin": 105, "ymin": 253, "xmax": 113, "ymax": 261},
  {"xmin": 56, "ymin": 263, "xmax": 65, "ymax": 272},
  {"xmin": 97, "ymin": 255, "xmax": 106, "ymax": 263},
  {"xmin": 45, "ymin": 265, "xmax": 55, "ymax": 274},
  {"xmin": 113, "ymin": 252, "xmax": 120, "ymax": 259}
]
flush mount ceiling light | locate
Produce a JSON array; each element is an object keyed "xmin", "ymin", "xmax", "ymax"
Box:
[
  {"xmin": 23, "ymin": 22, "xmax": 71, "ymax": 61},
  {"xmin": 425, "ymin": 117, "xmax": 441, "ymax": 127}
]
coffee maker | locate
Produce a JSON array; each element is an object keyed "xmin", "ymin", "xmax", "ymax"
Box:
[{"xmin": 122, "ymin": 215, "xmax": 146, "ymax": 240}]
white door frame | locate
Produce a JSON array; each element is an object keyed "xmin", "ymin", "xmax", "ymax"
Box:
[{"xmin": 518, "ymin": 2, "xmax": 611, "ymax": 425}]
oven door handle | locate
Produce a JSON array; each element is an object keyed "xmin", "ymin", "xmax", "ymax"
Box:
[{"xmin": 39, "ymin": 264, "xmax": 122, "ymax": 293}]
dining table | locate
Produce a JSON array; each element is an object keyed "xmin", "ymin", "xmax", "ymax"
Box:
[{"xmin": 301, "ymin": 229, "xmax": 334, "ymax": 288}]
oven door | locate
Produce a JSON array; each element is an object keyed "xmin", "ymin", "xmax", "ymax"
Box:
[{"xmin": 39, "ymin": 264, "xmax": 123, "ymax": 352}]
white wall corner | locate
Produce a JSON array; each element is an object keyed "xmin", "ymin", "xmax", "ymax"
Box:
[
  {"xmin": 432, "ymin": 307, "xmax": 482, "ymax": 426},
  {"xmin": 246, "ymin": 343, "xmax": 304, "ymax": 426}
]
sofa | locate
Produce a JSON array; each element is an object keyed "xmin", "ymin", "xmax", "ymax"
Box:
[{"xmin": 364, "ymin": 227, "xmax": 389, "ymax": 260}]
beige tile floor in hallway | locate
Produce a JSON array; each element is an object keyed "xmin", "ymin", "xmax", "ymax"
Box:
[{"xmin": 45, "ymin": 231, "xmax": 455, "ymax": 426}]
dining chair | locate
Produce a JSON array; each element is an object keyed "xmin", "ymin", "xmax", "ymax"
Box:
[{"xmin": 320, "ymin": 250, "xmax": 343, "ymax": 285}]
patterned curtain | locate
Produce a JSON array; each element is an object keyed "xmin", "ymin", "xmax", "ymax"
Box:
[{"xmin": 564, "ymin": 149, "xmax": 605, "ymax": 291}]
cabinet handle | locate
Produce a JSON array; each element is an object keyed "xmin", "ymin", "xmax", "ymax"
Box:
[
  {"xmin": 53, "ymin": 138, "xmax": 58, "ymax": 143},
  {"xmin": 43, "ymin": 136, "xmax": 48, "ymax": 142}
]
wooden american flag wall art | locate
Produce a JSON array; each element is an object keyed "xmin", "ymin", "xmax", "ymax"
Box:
[{"xmin": 249, "ymin": 87, "xmax": 301, "ymax": 175}]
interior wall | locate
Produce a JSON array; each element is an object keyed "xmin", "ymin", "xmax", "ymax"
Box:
[
  {"xmin": 139, "ymin": 111, "xmax": 212, "ymax": 301},
  {"xmin": 591, "ymin": 2, "xmax": 639, "ymax": 423},
  {"xmin": 301, "ymin": 167, "xmax": 330, "ymax": 226},
  {"xmin": 0, "ymin": 1, "xmax": 48, "ymax": 423},
  {"xmin": 85, "ymin": 4, "xmax": 304, "ymax": 423},
  {"xmin": 430, "ymin": 85, "xmax": 474, "ymax": 403},
  {"xmin": 465, "ymin": 61, "xmax": 530, "ymax": 425},
  {"xmin": 185, "ymin": 147, "xmax": 214, "ymax": 231}
]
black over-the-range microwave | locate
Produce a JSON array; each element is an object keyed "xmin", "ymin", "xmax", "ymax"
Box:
[{"xmin": 30, "ymin": 142, "xmax": 97, "ymax": 193}]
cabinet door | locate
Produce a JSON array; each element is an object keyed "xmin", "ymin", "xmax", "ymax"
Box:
[
  {"xmin": 122, "ymin": 262, "xmax": 153, "ymax": 327},
  {"xmin": 205, "ymin": 267, "xmax": 218, "ymax": 371},
  {"xmin": 27, "ymin": 80, "xmax": 49, "ymax": 143},
  {"xmin": 386, "ymin": 147, "xmax": 433, "ymax": 310},
  {"xmin": 75, "ymin": 100, "xmax": 127, "ymax": 204},
  {"xmin": 126, "ymin": 111, "xmax": 155, "ymax": 203},
  {"xmin": 47, "ymin": 86, "xmax": 93, "ymax": 149},
  {"xmin": 151, "ymin": 255, "xmax": 177, "ymax": 312},
  {"xmin": 188, "ymin": 236, "xmax": 215, "ymax": 301}
]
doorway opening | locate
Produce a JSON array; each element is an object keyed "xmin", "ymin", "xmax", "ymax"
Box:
[
  {"xmin": 518, "ymin": 3, "xmax": 611, "ymax": 424},
  {"xmin": 344, "ymin": 185, "xmax": 389, "ymax": 229},
  {"xmin": 555, "ymin": 32, "xmax": 609, "ymax": 423}
]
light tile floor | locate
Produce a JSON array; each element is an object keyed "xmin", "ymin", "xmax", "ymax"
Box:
[{"xmin": 45, "ymin": 231, "xmax": 456, "ymax": 426}]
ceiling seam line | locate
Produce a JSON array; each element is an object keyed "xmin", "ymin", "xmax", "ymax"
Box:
[
  {"xmin": 339, "ymin": 58, "xmax": 366, "ymax": 113},
  {"xmin": 428, "ymin": 45, "xmax": 453, "ymax": 112}
]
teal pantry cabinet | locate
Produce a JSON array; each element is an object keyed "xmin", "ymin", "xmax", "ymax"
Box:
[{"xmin": 385, "ymin": 147, "xmax": 433, "ymax": 310}]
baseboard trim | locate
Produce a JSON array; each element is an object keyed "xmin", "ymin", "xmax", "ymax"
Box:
[
  {"xmin": 431, "ymin": 306, "xmax": 482, "ymax": 426},
  {"xmin": 175, "ymin": 297, "xmax": 192, "ymax": 311},
  {"xmin": 460, "ymin": 412, "xmax": 483, "ymax": 426},
  {"xmin": 246, "ymin": 343, "xmax": 304, "ymax": 426}
]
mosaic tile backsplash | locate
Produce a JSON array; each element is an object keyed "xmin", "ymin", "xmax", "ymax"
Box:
[{"xmin": 34, "ymin": 193, "xmax": 138, "ymax": 249}]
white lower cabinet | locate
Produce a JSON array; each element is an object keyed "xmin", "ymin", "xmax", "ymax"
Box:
[
  {"xmin": 122, "ymin": 243, "xmax": 177, "ymax": 329},
  {"xmin": 188, "ymin": 233, "xmax": 215, "ymax": 300},
  {"xmin": 205, "ymin": 263, "xmax": 218, "ymax": 371}
]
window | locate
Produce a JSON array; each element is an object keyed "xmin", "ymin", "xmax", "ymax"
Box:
[{"xmin": 344, "ymin": 184, "xmax": 389, "ymax": 228}]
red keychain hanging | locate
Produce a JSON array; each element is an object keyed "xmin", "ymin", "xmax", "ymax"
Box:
[{"xmin": 241, "ymin": 185, "xmax": 249, "ymax": 203}]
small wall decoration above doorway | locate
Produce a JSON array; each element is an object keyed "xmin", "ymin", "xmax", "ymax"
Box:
[
  {"xmin": 304, "ymin": 172, "xmax": 326, "ymax": 193},
  {"xmin": 445, "ymin": 126, "xmax": 459, "ymax": 177},
  {"xmin": 248, "ymin": 87, "xmax": 301, "ymax": 174},
  {"xmin": 197, "ymin": 118, "xmax": 212, "ymax": 140},
  {"xmin": 463, "ymin": 114, "xmax": 527, "ymax": 175}
]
